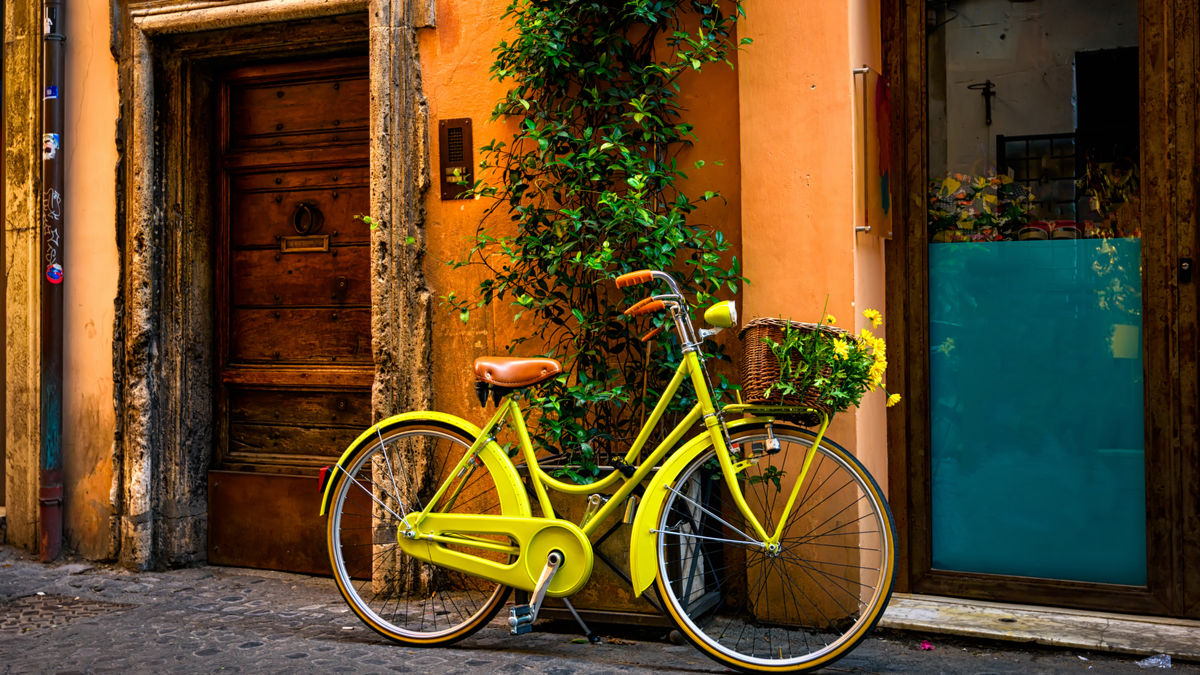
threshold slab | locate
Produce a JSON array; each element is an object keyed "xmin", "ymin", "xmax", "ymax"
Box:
[{"xmin": 880, "ymin": 593, "xmax": 1200, "ymax": 661}]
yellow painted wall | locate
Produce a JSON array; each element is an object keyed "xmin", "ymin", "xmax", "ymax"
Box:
[{"xmin": 61, "ymin": 0, "xmax": 119, "ymax": 557}]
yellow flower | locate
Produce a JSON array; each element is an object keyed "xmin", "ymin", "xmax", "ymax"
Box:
[
  {"xmin": 863, "ymin": 309, "xmax": 883, "ymax": 328},
  {"xmin": 826, "ymin": 314, "xmax": 837, "ymax": 325},
  {"xmin": 832, "ymin": 338, "xmax": 850, "ymax": 360},
  {"xmin": 886, "ymin": 393, "xmax": 902, "ymax": 407}
]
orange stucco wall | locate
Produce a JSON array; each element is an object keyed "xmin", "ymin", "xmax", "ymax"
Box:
[
  {"xmin": 738, "ymin": 0, "xmax": 857, "ymax": 451},
  {"xmin": 851, "ymin": 0, "xmax": 889, "ymax": 486},
  {"xmin": 62, "ymin": 0, "xmax": 119, "ymax": 557},
  {"xmin": 417, "ymin": 2, "xmax": 743, "ymax": 417},
  {"xmin": 738, "ymin": 0, "xmax": 888, "ymax": 484},
  {"xmin": 417, "ymin": 0, "xmax": 744, "ymax": 612}
]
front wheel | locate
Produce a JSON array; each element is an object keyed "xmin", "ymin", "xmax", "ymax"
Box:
[{"xmin": 654, "ymin": 425, "xmax": 896, "ymax": 673}]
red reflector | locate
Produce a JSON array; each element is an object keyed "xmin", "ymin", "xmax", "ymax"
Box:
[{"xmin": 318, "ymin": 466, "xmax": 331, "ymax": 493}]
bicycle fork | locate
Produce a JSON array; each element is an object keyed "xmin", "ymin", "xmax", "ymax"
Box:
[{"xmin": 707, "ymin": 412, "xmax": 832, "ymax": 550}]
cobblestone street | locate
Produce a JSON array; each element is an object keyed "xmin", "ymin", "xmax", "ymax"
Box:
[{"xmin": 0, "ymin": 546, "xmax": 1193, "ymax": 675}]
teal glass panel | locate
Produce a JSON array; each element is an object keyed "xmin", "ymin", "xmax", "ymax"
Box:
[{"xmin": 929, "ymin": 239, "xmax": 1146, "ymax": 585}]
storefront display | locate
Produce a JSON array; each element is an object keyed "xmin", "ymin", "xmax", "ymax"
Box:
[
  {"xmin": 928, "ymin": 167, "xmax": 1141, "ymax": 244},
  {"xmin": 923, "ymin": 0, "xmax": 1145, "ymax": 587}
]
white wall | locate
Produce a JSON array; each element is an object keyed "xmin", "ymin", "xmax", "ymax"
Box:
[{"xmin": 928, "ymin": 0, "xmax": 1137, "ymax": 175}]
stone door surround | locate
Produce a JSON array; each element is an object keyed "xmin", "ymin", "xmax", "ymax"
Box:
[{"xmin": 104, "ymin": 0, "xmax": 435, "ymax": 568}]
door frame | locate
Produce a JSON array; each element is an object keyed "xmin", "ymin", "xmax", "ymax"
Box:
[
  {"xmin": 112, "ymin": 10, "xmax": 379, "ymax": 567},
  {"xmin": 1177, "ymin": 0, "xmax": 1200, "ymax": 619},
  {"xmin": 883, "ymin": 0, "xmax": 1199, "ymax": 617}
]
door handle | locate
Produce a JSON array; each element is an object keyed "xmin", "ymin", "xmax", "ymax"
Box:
[{"xmin": 1181, "ymin": 258, "xmax": 1192, "ymax": 284}]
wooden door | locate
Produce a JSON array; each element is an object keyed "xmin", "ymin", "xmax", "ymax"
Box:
[{"xmin": 209, "ymin": 56, "xmax": 372, "ymax": 575}]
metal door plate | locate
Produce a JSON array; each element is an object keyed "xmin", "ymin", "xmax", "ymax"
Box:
[{"xmin": 280, "ymin": 235, "xmax": 329, "ymax": 253}]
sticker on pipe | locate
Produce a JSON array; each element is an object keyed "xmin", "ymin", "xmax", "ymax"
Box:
[
  {"xmin": 46, "ymin": 263, "xmax": 63, "ymax": 285},
  {"xmin": 42, "ymin": 134, "xmax": 60, "ymax": 160},
  {"xmin": 44, "ymin": 86, "xmax": 58, "ymax": 100}
]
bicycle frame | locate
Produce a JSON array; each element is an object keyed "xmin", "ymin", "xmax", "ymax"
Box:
[{"xmin": 412, "ymin": 349, "xmax": 831, "ymax": 549}]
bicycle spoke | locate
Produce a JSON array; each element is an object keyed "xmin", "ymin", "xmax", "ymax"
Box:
[
  {"xmin": 665, "ymin": 482, "xmax": 760, "ymax": 545},
  {"xmin": 329, "ymin": 426, "xmax": 509, "ymax": 643},
  {"xmin": 656, "ymin": 434, "xmax": 893, "ymax": 670}
]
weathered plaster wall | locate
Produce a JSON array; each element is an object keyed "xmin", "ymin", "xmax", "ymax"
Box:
[
  {"xmin": 62, "ymin": 0, "xmax": 120, "ymax": 558},
  {"xmin": 738, "ymin": 0, "xmax": 859, "ymax": 452},
  {"xmin": 3, "ymin": 0, "xmax": 42, "ymax": 547},
  {"xmin": 4, "ymin": 0, "xmax": 119, "ymax": 560},
  {"xmin": 5, "ymin": 0, "xmax": 44, "ymax": 552}
]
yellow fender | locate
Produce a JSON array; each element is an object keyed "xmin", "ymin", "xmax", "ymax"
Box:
[
  {"xmin": 319, "ymin": 411, "xmax": 531, "ymax": 521},
  {"xmin": 629, "ymin": 417, "xmax": 774, "ymax": 597}
]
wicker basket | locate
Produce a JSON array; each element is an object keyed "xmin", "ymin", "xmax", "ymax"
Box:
[{"xmin": 737, "ymin": 317, "xmax": 850, "ymax": 412}]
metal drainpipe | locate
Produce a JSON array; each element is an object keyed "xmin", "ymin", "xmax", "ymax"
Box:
[{"xmin": 39, "ymin": 0, "xmax": 65, "ymax": 562}]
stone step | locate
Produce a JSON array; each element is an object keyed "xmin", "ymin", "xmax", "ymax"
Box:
[{"xmin": 881, "ymin": 593, "xmax": 1200, "ymax": 661}]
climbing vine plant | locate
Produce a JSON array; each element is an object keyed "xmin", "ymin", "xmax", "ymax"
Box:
[{"xmin": 446, "ymin": 0, "xmax": 749, "ymax": 483}]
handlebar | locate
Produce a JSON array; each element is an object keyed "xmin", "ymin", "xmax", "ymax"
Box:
[
  {"xmin": 615, "ymin": 270, "xmax": 655, "ymax": 289},
  {"xmin": 616, "ymin": 269, "xmax": 695, "ymax": 345},
  {"xmin": 615, "ymin": 269, "xmax": 682, "ymax": 296},
  {"xmin": 624, "ymin": 298, "xmax": 666, "ymax": 317}
]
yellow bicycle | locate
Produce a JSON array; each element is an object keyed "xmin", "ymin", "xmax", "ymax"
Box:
[{"xmin": 320, "ymin": 269, "xmax": 896, "ymax": 674}]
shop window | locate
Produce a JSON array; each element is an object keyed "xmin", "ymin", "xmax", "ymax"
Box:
[{"xmin": 926, "ymin": 0, "xmax": 1145, "ymax": 585}]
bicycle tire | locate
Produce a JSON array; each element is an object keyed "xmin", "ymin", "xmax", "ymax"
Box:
[
  {"xmin": 326, "ymin": 420, "xmax": 516, "ymax": 646},
  {"xmin": 653, "ymin": 424, "xmax": 896, "ymax": 673}
]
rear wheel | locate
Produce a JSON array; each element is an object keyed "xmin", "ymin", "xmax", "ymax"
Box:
[
  {"xmin": 326, "ymin": 421, "xmax": 515, "ymax": 646},
  {"xmin": 654, "ymin": 425, "xmax": 896, "ymax": 673}
]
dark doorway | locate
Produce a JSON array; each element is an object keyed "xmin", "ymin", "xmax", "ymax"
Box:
[{"xmin": 1076, "ymin": 47, "xmax": 1139, "ymax": 168}]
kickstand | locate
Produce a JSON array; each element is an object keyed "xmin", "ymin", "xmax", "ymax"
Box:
[{"xmin": 562, "ymin": 598, "xmax": 601, "ymax": 644}]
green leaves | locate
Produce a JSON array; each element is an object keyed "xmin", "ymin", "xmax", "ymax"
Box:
[
  {"xmin": 449, "ymin": 0, "xmax": 748, "ymax": 481},
  {"xmin": 760, "ymin": 319, "xmax": 882, "ymax": 414},
  {"xmin": 748, "ymin": 465, "xmax": 786, "ymax": 492}
]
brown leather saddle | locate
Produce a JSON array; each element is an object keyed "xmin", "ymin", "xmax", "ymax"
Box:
[{"xmin": 472, "ymin": 356, "xmax": 562, "ymax": 406}]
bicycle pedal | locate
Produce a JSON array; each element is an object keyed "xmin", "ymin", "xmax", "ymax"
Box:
[
  {"xmin": 509, "ymin": 551, "xmax": 561, "ymax": 635},
  {"xmin": 508, "ymin": 604, "xmax": 534, "ymax": 635}
]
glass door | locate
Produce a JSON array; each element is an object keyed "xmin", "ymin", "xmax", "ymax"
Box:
[
  {"xmin": 926, "ymin": 0, "xmax": 1144, "ymax": 586},
  {"xmin": 887, "ymin": 0, "xmax": 1187, "ymax": 615}
]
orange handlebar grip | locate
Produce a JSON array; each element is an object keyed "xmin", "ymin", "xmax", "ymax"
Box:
[
  {"xmin": 624, "ymin": 297, "xmax": 655, "ymax": 316},
  {"xmin": 627, "ymin": 300, "xmax": 666, "ymax": 318},
  {"xmin": 640, "ymin": 326, "xmax": 666, "ymax": 342},
  {"xmin": 615, "ymin": 270, "xmax": 655, "ymax": 288}
]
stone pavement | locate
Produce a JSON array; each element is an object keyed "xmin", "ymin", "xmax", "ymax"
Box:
[{"xmin": 0, "ymin": 545, "xmax": 1194, "ymax": 675}]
